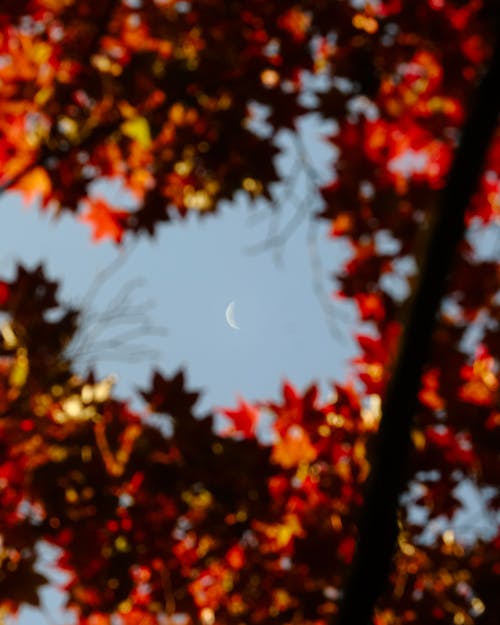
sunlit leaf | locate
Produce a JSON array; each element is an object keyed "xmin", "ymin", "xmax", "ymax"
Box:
[{"xmin": 80, "ymin": 198, "xmax": 129, "ymax": 244}]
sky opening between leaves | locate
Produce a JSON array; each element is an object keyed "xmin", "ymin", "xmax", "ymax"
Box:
[
  {"xmin": 0, "ymin": 1, "xmax": 499, "ymax": 625},
  {"xmin": 0, "ymin": 113, "xmax": 358, "ymax": 417}
]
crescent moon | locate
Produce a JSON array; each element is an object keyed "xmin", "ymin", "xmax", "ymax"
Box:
[{"xmin": 225, "ymin": 300, "xmax": 240, "ymax": 330}]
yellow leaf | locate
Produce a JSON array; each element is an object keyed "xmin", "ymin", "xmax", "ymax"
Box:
[
  {"xmin": 16, "ymin": 167, "xmax": 52, "ymax": 204},
  {"xmin": 9, "ymin": 349, "xmax": 29, "ymax": 388},
  {"xmin": 1, "ymin": 322, "xmax": 18, "ymax": 348},
  {"xmin": 58, "ymin": 116, "xmax": 80, "ymax": 142},
  {"xmin": 121, "ymin": 116, "xmax": 151, "ymax": 148},
  {"xmin": 255, "ymin": 514, "xmax": 304, "ymax": 551},
  {"xmin": 34, "ymin": 86, "xmax": 54, "ymax": 106},
  {"xmin": 31, "ymin": 42, "xmax": 51, "ymax": 64}
]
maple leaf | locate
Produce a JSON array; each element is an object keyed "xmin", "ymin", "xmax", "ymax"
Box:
[
  {"xmin": 218, "ymin": 396, "xmax": 259, "ymax": 438},
  {"xmin": 121, "ymin": 116, "xmax": 152, "ymax": 148},
  {"xmin": 418, "ymin": 368, "xmax": 446, "ymax": 411},
  {"xmin": 278, "ymin": 7, "xmax": 312, "ymax": 43},
  {"xmin": 14, "ymin": 167, "xmax": 52, "ymax": 205},
  {"xmin": 80, "ymin": 198, "xmax": 129, "ymax": 244},
  {"xmin": 267, "ymin": 381, "xmax": 320, "ymax": 437},
  {"xmin": 338, "ymin": 536, "xmax": 356, "ymax": 564},
  {"xmin": 118, "ymin": 610, "xmax": 159, "ymax": 625},
  {"xmin": 80, "ymin": 615, "xmax": 111, "ymax": 625},
  {"xmin": 0, "ymin": 281, "xmax": 9, "ymax": 306},
  {"xmin": 354, "ymin": 292, "xmax": 386, "ymax": 322},
  {"xmin": 140, "ymin": 369, "xmax": 200, "ymax": 417},
  {"xmin": 225, "ymin": 544, "xmax": 245, "ymax": 570},
  {"xmin": 254, "ymin": 513, "xmax": 304, "ymax": 551},
  {"xmin": 459, "ymin": 346, "xmax": 499, "ymax": 407},
  {"xmin": 271, "ymin": 424, "xmax": 317, "ymax": 469},
  {"xmin": 189, "ymin": 562, "xmax": 231, "ymax": 609}
]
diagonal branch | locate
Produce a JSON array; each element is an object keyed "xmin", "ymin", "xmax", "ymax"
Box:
[{"xmin": 336, "ymin": 28, "xmax": 500, "ymax": 625}]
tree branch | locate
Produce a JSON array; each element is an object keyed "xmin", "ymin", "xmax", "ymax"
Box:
[{"xmin": 336, "ymin": 28, "xmax": 500, "ymax": 625}]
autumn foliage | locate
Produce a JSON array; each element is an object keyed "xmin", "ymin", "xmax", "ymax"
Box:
[{"xmin": 1, "ymin": 1, "xmax": 500, "ymax": 624}]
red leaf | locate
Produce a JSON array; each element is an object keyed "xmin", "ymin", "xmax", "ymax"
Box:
[
  {"xmin": 338, "ymin": 536, "xmax": 356, "ymax": 563},
  {"xmin": 219, "ymin": 397, "xmax": 259, "ymax": 438},
  {"xmin": 226, "ymin": 544, "xmax": 245, "ymax": 569},
  {"xmin": 0, "ymin": 281, "xmax": 9, "ymax": 306}
]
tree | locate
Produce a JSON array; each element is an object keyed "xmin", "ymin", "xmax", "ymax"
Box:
[{"xmin": 0, "ymin": 1, "xmax": 499, "ymax": 625}]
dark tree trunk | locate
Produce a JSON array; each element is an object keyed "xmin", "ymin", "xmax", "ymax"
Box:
[{"xmin": 336, "ymin": 26, "xmax": 500, "ymax": 625}]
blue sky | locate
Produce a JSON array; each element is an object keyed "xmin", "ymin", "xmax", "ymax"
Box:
[{"xmin": 0, "ymin": 116, "xmax": 359, "ymax": 418}]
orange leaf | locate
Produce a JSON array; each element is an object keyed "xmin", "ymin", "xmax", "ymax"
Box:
[
  {"xmin": 15, "ymin": 167, "xmax": 52, "ymax": 205},
  {"xmin": 80, "ymin": 197, "xmax": 129, "ymax": 244},
  {"xmin": 271, "ymin": 425, "xmax": 317, "ymax": 468},
  {"xmin": 459, "ymin": 346, "xmax": 499, "ymax": 407},
  {"xmin": 82, "ymin": 615, "xmax": 112, "ymax": 625},
  {"xmin": 120, "ymin": 609, "xmax": 160, "ymax": 625},
  {"xmin": 418, "ymin": 369, "xmax": 445, "ymax": 411},
  {"xmin": 226, "ymin": 544, "xmax": 245, "ymax": 569}
]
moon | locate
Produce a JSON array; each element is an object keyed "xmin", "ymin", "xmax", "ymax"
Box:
[{"xmin": 225, "ymin": 300, "xmax": 240, "ymax": 330}]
